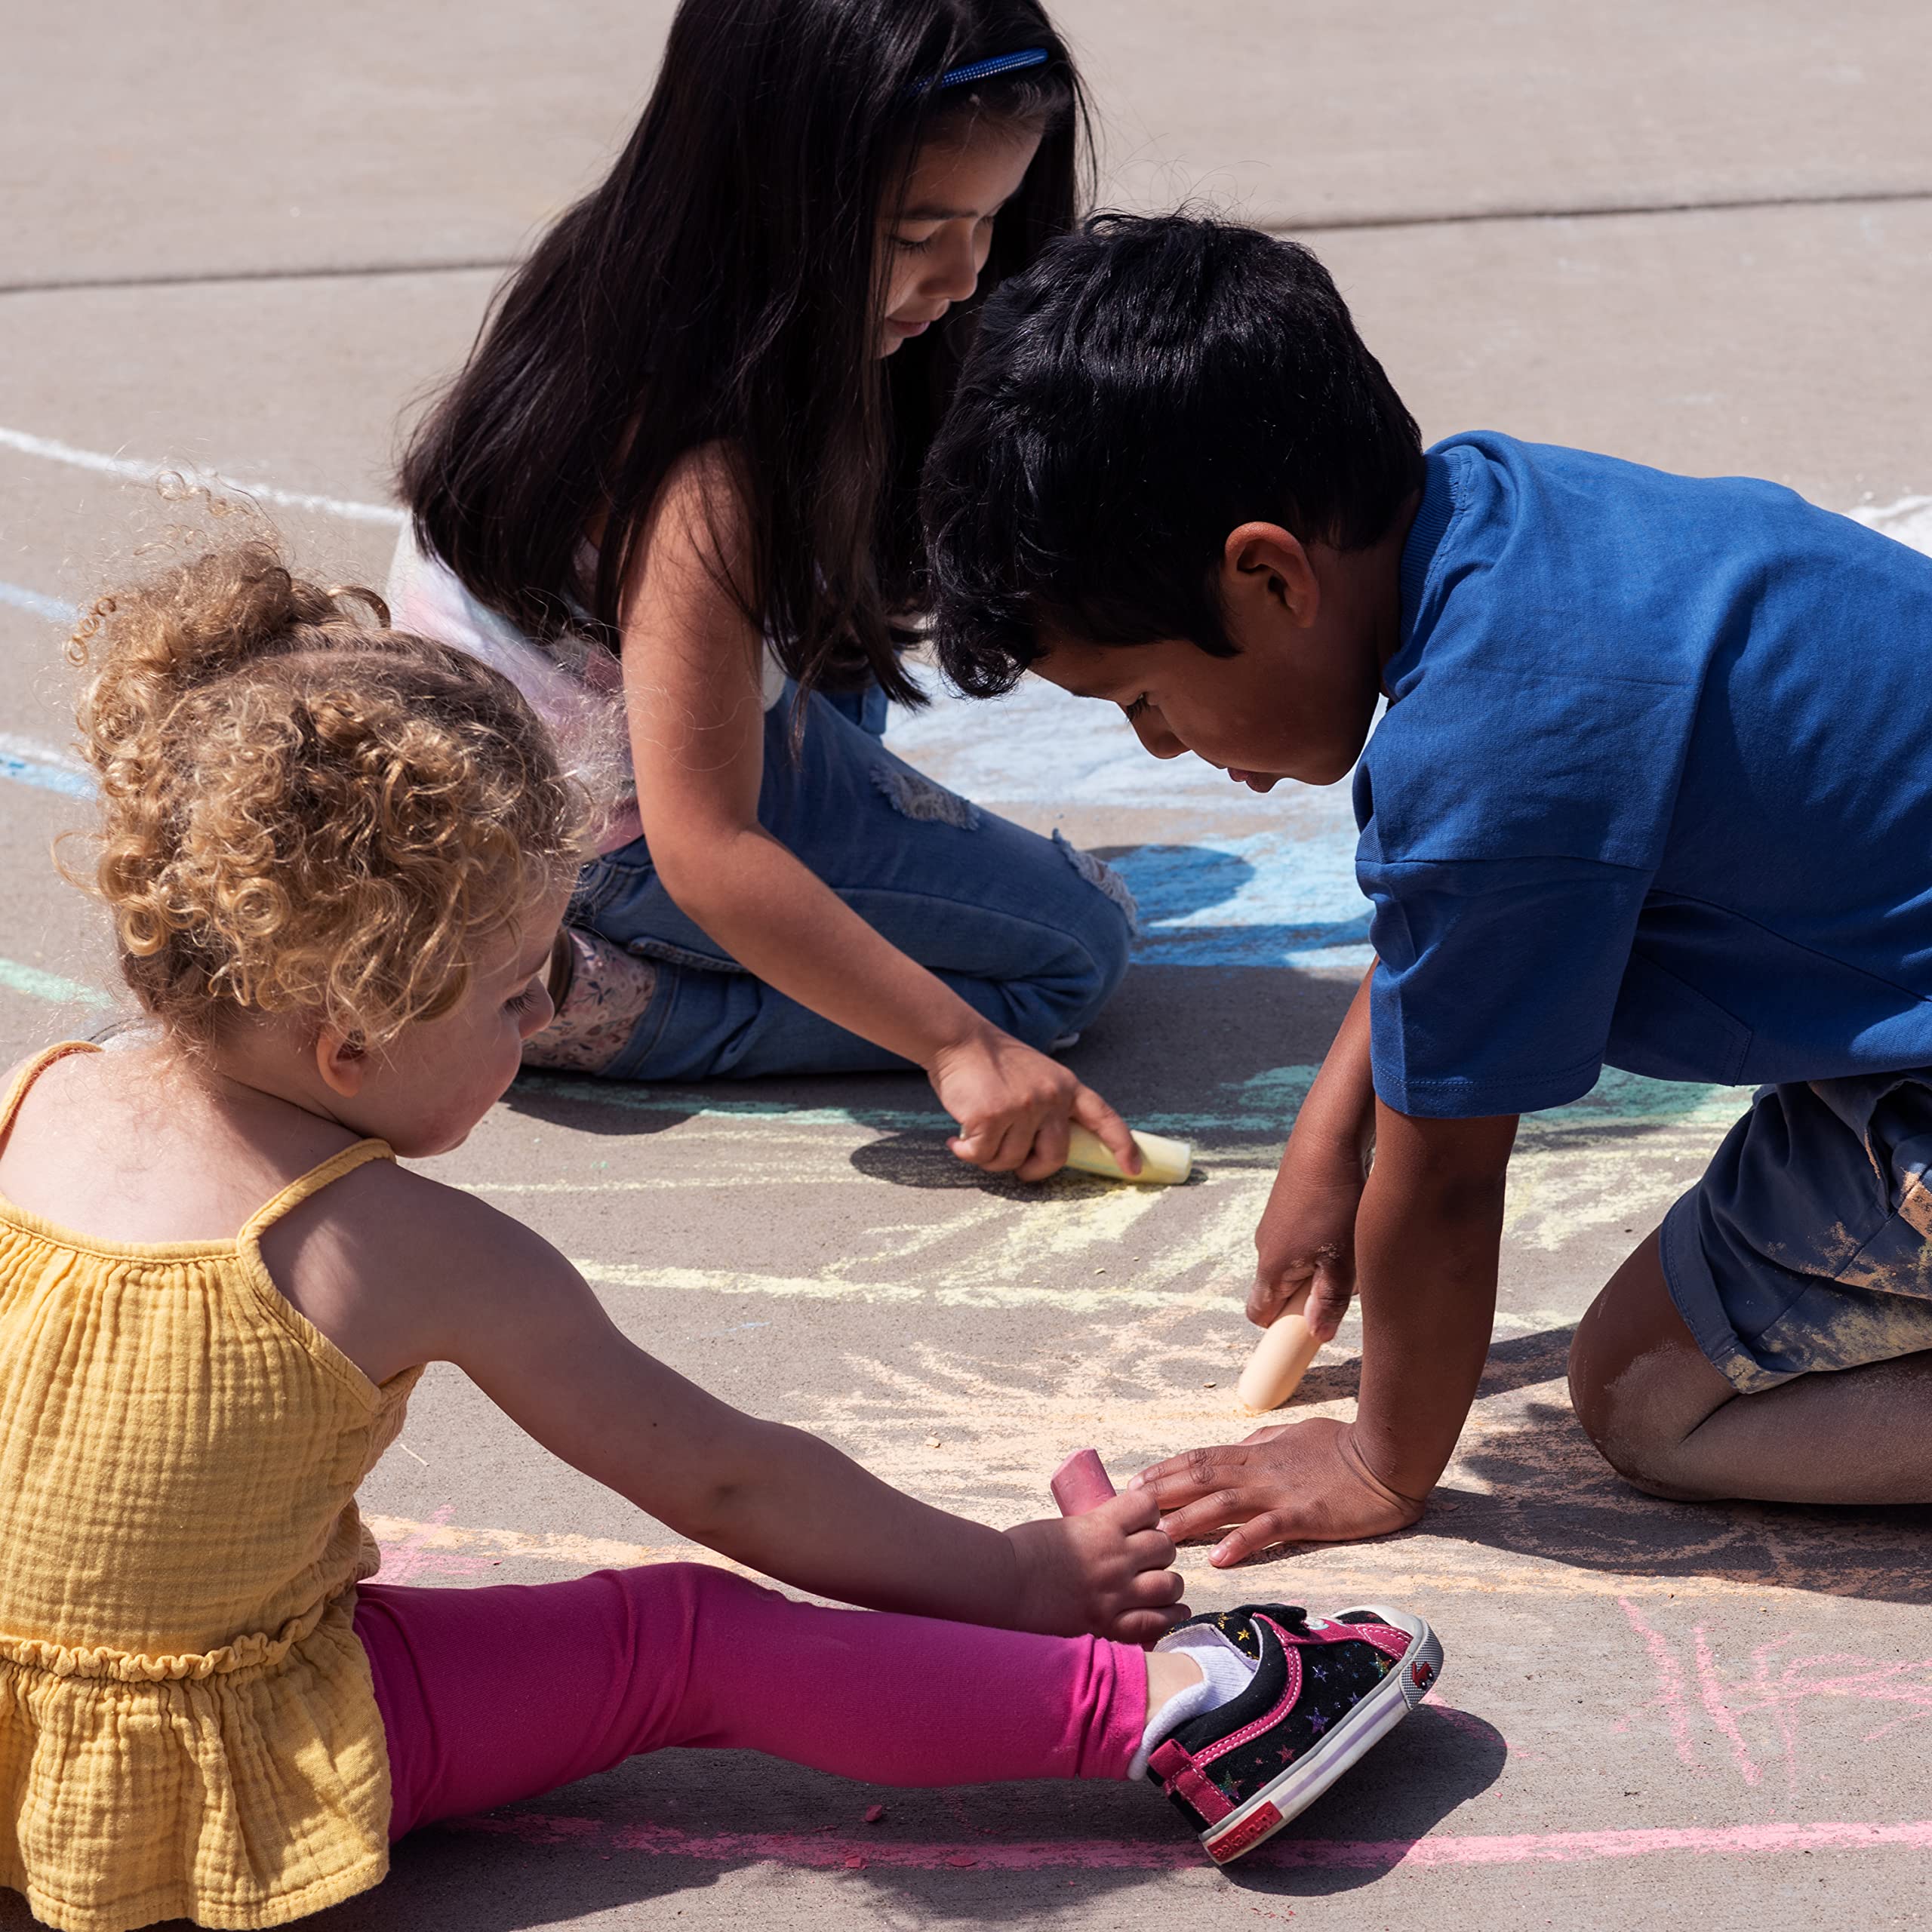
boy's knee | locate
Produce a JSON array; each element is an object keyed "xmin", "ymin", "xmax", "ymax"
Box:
[
  {"xmin": 1579, "ymin": 1414, "xmax": 1712, "ymax": 1503},
  {"xmin": 1567, "ymin": 1327, "xmax": 1719, "ymax": 1503}
]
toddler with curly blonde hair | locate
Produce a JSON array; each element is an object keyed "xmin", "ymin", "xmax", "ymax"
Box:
[{"xmin": 0, "ymin": 528, "xmax": 1441, "ymax": 1929}]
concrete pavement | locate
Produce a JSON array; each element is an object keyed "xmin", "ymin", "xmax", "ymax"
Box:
[{"xmin": 4, "ymin": 5, "xmax": 1931, "ymax": 1929}]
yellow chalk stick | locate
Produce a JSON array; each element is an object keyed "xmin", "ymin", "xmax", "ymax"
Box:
[
  {"xmin": 1063, "ymin": 1124, "xmax": 1193, "ymax": 1186},
  {"xmin": 1236, "ymin": 1305, "xmax": 1322, "ymax": 1412}
]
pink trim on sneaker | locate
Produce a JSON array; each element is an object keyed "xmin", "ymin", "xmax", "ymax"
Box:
[
  {"xmin": 1196, "ymin": 1626, "xmax": 1303, "ymax": 1762},
  {"xmin": 1148, "ymin": 1611, "xmax": 1425, "ymax": 1831},
  {"xmin": 1297, "ymin": 1616, "xmax": 1412, "ymax": 1663},
  {"xmin": 1147, "ymin": 1740, "xmax": 1235, "ymax": 1823},
  {"xmin": 1211, "ymin": 1801, "xmax": 1286, "ymax": 1863}
]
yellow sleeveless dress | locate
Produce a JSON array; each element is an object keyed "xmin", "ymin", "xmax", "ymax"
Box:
[{"xmin": 0, "ymin": 1043, "xmax": 423, "ymax": 1930}]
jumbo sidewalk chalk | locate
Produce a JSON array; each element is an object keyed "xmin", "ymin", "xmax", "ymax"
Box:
[
  {"xmin": 1051, "ymin": 1447, "xmax": 1117, "ymax": 1515},
  {"xmin": 1064, "ymin": 1124, "xmax": 1193, "ymax": 1186},
  {"xmin": 1235, "ymin": 1294, "xmax": 1324, "ymax": 1413}
]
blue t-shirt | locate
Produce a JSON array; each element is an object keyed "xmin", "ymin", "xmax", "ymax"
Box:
[{"xmin": 1356, "ymin": 432, "xmax": 1932, "ymax": 1118}]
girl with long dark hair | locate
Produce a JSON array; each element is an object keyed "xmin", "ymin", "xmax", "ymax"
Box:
[{"xmin": 394, "ymin": 0, "xmax": 1140, "ymax": 1177}]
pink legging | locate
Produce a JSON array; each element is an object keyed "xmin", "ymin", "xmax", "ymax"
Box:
[{"xmin": 353, "ymin": 1564, "xmax": 1147, "ymax": 1838}]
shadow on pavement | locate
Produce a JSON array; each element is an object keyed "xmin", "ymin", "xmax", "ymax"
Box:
[
  {"xmin": 133, "ymin": 1700, "xmax": 1496, "ymax": 1929},
  {"xmin": 501, "ymin": 961, "xmax": 1358, "ymax": 1155},
  {"xmin": 1213, "ymin": 1346, "xmax": 1932, "ymax": 1608},
  {"xmin": 1440, "ymin": 1398, "xmax": 1932, "ymax": 1607},
  {"xmin": 1195, "ymin": 1323, "xmax": 1932, "ymax": 1606},
  {"xmin": 1226, "ymin": 1699, "xmax": 1508, "ymax": 1897},
  {"xmin": 501, "ymin": 1076, "xmax": 698, "ymax": 1138}
]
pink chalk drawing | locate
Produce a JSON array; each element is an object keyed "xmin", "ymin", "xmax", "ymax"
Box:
[
  {"xmin": 1614, "ymin": 1597, "xmax": 1932, "ymax": 1795},
  {"xmin": 454, "ymin": 1810, "xmax": 1932, "ymax": 1873},
  {"xmin": 1617, "ymin": 1596, "xmax": 1697, "ymax": 1767},
  {"xmin": 372, "ymin": 1505, "xmax": 503, "ymax": 1585}
]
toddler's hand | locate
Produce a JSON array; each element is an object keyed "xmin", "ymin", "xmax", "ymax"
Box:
[{"xmin": 1003, "ymin": 1489, "xmax": 1186, "ymax": 1645}]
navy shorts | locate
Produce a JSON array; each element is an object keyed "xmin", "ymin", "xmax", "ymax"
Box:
[{"xmin": 1661, "ymin": 1071, "xmax": 1932, "ymax": 1394}]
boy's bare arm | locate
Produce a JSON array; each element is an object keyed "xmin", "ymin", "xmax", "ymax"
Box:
[
  {"xmin": 1134, "ymin": 1103, "xmax": 1516, "ymax": 1559},
  {"xmin": 1251, "ymin": 963, "xmax": 1377, "ymax": 1337},
  {"xmin": 1351, "ymin": 1104, "xmax": 1517, "ymax": 1493}
]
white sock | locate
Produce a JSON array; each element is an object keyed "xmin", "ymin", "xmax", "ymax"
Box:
[{"xmin": 1128, "ymin": 1623, "xmax": 1260, "ymax": 1779}]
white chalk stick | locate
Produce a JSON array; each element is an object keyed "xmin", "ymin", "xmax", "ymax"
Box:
[
  {"xmin": 1236, "ymin": 1304, "xmax": 1323, "ymax": 1413},
  {"xmin": 1063, "ymin": 1124, "xmax": 1193, "ymax": 1186}
]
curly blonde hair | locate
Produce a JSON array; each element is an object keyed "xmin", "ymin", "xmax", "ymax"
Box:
[{"xmin": 67, "ymin": 530, "xmax": 589, "ymax": 1049}]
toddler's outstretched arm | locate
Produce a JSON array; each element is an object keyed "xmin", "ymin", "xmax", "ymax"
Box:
[{"xmin": 399, "ymin": 1192, "xmax": 1184, "ymax": 1644}]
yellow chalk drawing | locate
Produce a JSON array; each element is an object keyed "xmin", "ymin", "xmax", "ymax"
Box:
[
  {"xmin": 479, "ymin": 1063, "xmax": 1750, "ymax": 1304},
  {"xmin": 364, "ymin": 1063, "xmax": 1863, "ymax": 1627}
]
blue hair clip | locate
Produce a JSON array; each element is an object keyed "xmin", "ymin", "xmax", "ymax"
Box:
[{"xmin": 912, "ymin": 47, "xmax": 1050, "ymax": 97}]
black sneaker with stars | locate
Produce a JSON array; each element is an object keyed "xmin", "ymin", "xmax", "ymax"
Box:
[{"xmin": 1145, "ymin": 1604, "xmax": 1442, "ymax": 1866}]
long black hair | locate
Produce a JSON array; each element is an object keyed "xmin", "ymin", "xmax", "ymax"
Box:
[{"xmin": 399, "ymin": 0, "xmax": 1088, "ymax": 706}]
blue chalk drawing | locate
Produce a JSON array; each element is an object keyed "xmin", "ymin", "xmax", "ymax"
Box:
[
  {"xmin": 886, "ymin": 667, "xmax": 1376, "ymax": 970},
  {"xmin": 1, "ymin": 741, "xmax": 93, "ymax": 798},
  {"xmin": 884, "ymin": 669, "xmax": 1291, "ymax": 814},
  {"xmin": 1112, "ymin": 831, "xmax": 1372, "ymax": 971},
  {"xmin": 0, "ymin": 578, "xmax": 74, "ymax": 626}
]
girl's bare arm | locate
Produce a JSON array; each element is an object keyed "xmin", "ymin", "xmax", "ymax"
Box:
[
  {"xmin": 617, "ymin": 455, "xmax": 1134, "ymax": 1177},
  {"xmin": 349, "ymin": 1180, "xmax": 1183, "ymax": 1642},
  {"xmin": 621, "ymin": 460, "xmax": 962, "ymax": 1057}
]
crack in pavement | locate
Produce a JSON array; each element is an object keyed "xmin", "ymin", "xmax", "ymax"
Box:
[{"xmin": 8, "ymin": 183, "xmax": 1932, "ymax": 299}]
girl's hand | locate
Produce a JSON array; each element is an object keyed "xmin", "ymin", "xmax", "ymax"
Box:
[
  {"xmin": 1131, "ymin": 1417, "xmax": 1424, "ymax": 1564},
  {"xmin": 928, "ymin": 1023, "xmax": 1138, "ymax": 1180},
  {"xmin": 1003, "ymin": 1489, "xmax": 1188, "ymax": 1644},
  {"xmin": 1251, "ymin": 1140, "xmax": 1367, "ymax": 1342}
]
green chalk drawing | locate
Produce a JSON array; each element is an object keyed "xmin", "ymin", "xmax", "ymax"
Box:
[
  {"xmin": 0, "ymin": 961, "xmax": 1746, "ymax": 1143},
  {"xmin": 0, "ymin": 957, "xmax": 112, "ymax": 1008},
  {"xmin": 518, "ymin": 1062, "xmax": 1747, "ymax": 1141}
]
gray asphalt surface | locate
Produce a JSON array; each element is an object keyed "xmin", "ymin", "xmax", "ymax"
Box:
[{"xmin": 4, "ymin": 6, "xmax": 1931, "ymax": 1930}]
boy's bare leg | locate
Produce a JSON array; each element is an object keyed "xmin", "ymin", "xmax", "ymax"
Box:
[{"xmin": 1569, "ymin": 1232, "xmax": 1932, "ymax": 1505}]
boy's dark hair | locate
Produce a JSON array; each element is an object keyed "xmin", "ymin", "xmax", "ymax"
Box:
[
  {"xmin": 923, "ymin": 213, "xmax": 1425, "ymax": 694},
  {"xmin": 401, "ymin": 0, "xmax": 1089, "ymax": 707}
]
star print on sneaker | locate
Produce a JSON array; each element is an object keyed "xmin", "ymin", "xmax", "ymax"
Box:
[{"xmin": 1143, "ymin": 1604, "xmax": 1443, "ymax": 1866}]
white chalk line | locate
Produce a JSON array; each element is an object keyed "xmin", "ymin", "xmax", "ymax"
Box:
[
  {"xmin": 471, "ymin": 1174, "xmax": 884, "ymax": 1195},
  {"xmin": 0, "ymin": 423, "xmax": 403, "ymax": 526},
  {"xmin": 0, "ymin": 418, "xmax": 1921, "ymax": 581},
  {"xmin": 570, "ymin": 1255, "xmax": 1574, "ymax": 1332},
  {"xmin": 361, "ymin": 1509, "xmax": 1873, "ymax": 1605},
  {"xmin": 459, "ymin": 1150, "xmax": 1287, "ymax": 1195},
  {"xmin": 0, "ymin": 731, "xmax": 85, "ymax": 775},
  {"xmin": 575, "ymin": 1258, "xmax": 1220, "ymax": 1315}
]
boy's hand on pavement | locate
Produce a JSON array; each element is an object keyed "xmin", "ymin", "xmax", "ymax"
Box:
[
  {"xmin": 1004, "ymin": 1489, "xmax": 1188, "ymax": 1645},
  {"xmin": 1251, "ymin": 1146, "xmax": 1367, "ymax": 1342},
  {"xmin": 1131, "ymin": 1418, "xmax": 1423, "ymax": 1563}
]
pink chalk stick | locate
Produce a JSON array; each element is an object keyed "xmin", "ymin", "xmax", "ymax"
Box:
[{"xmin": 1050, "ymin": 1448, "xmax": 1116, "ymax": 1516}]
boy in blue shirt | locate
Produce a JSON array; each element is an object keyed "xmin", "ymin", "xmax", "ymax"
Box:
[{"xmin": 923, "ymin": 212, "xmax": 1932, "ymax": 1558}]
